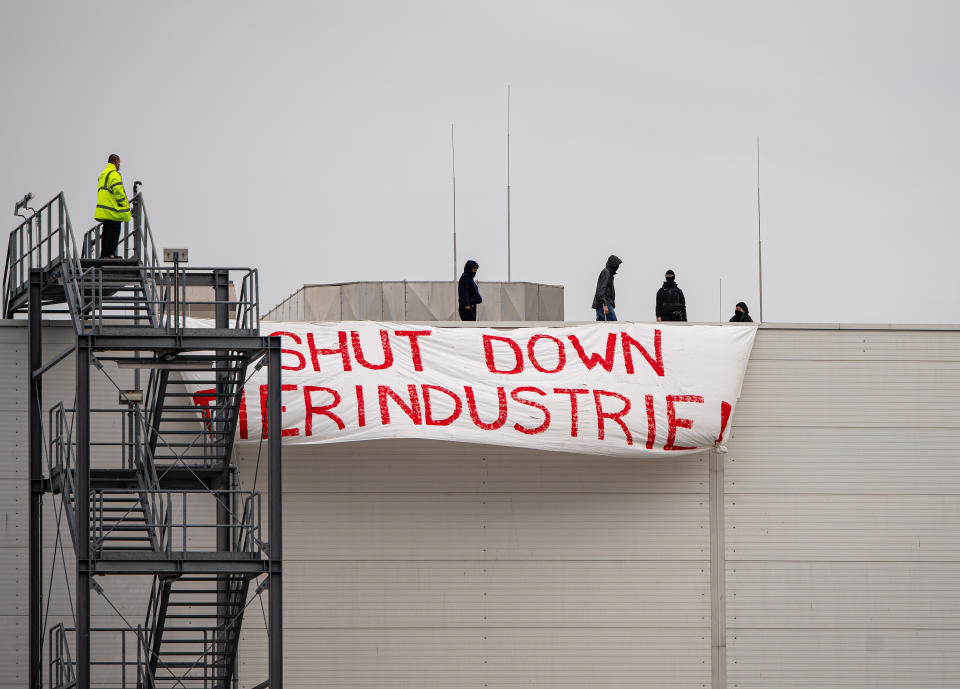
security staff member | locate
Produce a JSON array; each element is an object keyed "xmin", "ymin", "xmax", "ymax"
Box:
[{"xmin": 94, "ymin": 154, "xmax": 131, "ymax": 258}]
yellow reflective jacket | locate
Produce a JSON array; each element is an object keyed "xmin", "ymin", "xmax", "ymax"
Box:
[{"xmin": 94, "ymin": 163, "xmax": 131, "ymax": 222}]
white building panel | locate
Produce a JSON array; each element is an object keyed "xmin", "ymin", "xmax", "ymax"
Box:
[
  {"xmin": 245, "ymin": 560, "xmax": 709, "ymax": 629},
  {"xmin": 282, "ymin": 492, "xmax": 709, "ymax": 561},
  {"xmin": 237, "ymin": 628, "xmax": 711, "ymax": 688},
  {"xmin": 736, "ymin": 358, "xmax": 960, "ymax": 428},
  {"xmin": 728, "ymin": 630, "xmax": 960, "ymax": 688},
  {"xmin": 727, "ymin": 562, "xmax": 960, "ymax": 629},
  {"xmin": 726, "ymin": 426, "xmax": 960, "ymax": 494},
  {"xmin": 726, "ymin": 493, "xmax": 960, "ymax": 561}
]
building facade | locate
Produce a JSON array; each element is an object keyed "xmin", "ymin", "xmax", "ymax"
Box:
[{"xmin": 2, "ymin": 321, "xmax": 959, "ymax": 688}]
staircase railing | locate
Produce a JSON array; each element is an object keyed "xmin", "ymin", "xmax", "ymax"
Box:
[
  {"xmin": 47, "ymin": 623, "xmax": 76, "ymax": 689},
  {"xmin": 48, "ymin": 623, "xmax": 157, "ymax": 689},
  {"xmin": 49, "ymin": 403, "xmax": 78, "ymax": 549},
  {"xmin": 82, "ymin": 193, "xmax": 163, "ymax": 329},
  {"xmin": 143, "ymin": 574, "xmax": 172, "ymax": 678},
  {"xmin": 128, "ymin": 405, "xmax": 172, "ymax": 553},
  {"xmin": 2, "ymin": 193, "xmax": 88, "ymax": 329}
]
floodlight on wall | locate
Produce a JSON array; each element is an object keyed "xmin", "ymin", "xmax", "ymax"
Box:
[{"xmin": 14, "ymin": 192, "xmax": 35, "ymax": 219}]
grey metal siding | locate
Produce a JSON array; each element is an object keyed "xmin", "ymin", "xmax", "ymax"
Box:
[{"xmin": 726, "ymin": 327, "xmax": 960, "ymax": 687}]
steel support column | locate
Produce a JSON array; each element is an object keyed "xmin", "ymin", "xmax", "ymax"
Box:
[
  {"xmin": 214, "ymin": 269, "xmax": 231, "ymax": 686},
  {"xmin": 267, "ymin": 338, "xmax": 283, "ymax": 689},
  {"xmin": 76, "ymin": 338, "xmax": 92, "ymax": 689},
  {"xmin": 28, "ymin": 269, "xmax": 43, "ymax": 689}
]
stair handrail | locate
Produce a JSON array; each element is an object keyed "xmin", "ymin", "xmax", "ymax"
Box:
[
  {"xmin": 47, "ymin": 622, "xmax": 76, "ymax": 689},
  {"xmin": 54, "ymin": 196, "xmax": 92, "ymax": 334},
  {"xmin": 81, "ymin": 193, "xmax": 163, "ymax": 329},
  {"xmin": 131, "ymin": 434, "xmax": 170, "ymax": 553},
  {"xmin": 48, "ymin": 402, "xmax": 78, "ymax": 550}
]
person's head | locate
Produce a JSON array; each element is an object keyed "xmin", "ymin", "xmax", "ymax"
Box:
[
  {"xmin": 464, "ymin": 259, "xmax": 479, "ymax": 275},
  {"xmin": 735, "ymin": 301, "xmax": 749, "ymax": 314},
  {"xmin": 108, "ymin": 154, "xmax": 120, "ymax": 170},
  {"xmin": 606, "ymin": 255, "xmax": 622, "ymax": 273},
  {"xmin": 665, "ymin": 270, "xmax": 675, "ymax": 282}
]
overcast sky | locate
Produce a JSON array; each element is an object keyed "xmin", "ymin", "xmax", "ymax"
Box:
[{"xmin": 2, "ymin": 1, "xmax": 958, "ymax": 323}]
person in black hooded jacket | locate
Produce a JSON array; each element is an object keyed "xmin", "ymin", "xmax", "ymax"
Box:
[
  {"xmin": 656, "ymin": 269, "xmax": 687, "ymax": 322},
  {"xmin": 729, "ymin": 302, "xmax": 753, "ymax": 322},
  {"xmin": 458, "ymin": 260, "xmax": 482, "ymax": 321},
  {"xmin": 592, "ymin": 255, "xmax": 622, "ymax": 321}
]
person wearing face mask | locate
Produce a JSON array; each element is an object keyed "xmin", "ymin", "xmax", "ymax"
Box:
[
  {"xmin": 729, "ymin": 302, "xmax": 753, "ymax": 322},
  {"xmin": 656, "ymin": 269, "xmax": 687, "ymax": 322},
  {"xmin": 458, "ymin": 260, "xmax": 482, "ymax": 321},
  {"xmin": 592, "ymin": 255, "xmax": 622, "ymax": 321}
]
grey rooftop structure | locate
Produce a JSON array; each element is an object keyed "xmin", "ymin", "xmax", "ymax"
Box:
[{"xmin": 266, "ymin": 280, "xmax": 565, "ymax": 322}]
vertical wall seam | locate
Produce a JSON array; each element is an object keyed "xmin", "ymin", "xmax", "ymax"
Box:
[{"xmin": 709, "ymin": 449, "xmax": 727, "ymax": 689}]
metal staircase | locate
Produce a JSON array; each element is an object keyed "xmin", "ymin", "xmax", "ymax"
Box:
[{"xmin": 9, "ymin": 192, "xmax": 283, "ymax": 689}]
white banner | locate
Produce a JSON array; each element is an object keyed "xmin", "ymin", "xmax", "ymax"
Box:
[{"xmin": 183, "ymin": 321, "xmax": 757, "ymax": 457}]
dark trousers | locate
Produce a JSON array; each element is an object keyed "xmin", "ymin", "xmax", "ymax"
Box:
[
  {"xmin": 100, "ymin": 220, "xmax": 122, "ymax": 258},
  {"xmin": 458, "ymin": 305, "xmax": 477, "ymax": 321}
]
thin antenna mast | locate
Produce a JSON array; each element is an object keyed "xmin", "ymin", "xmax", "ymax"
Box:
[
  {"xmin": 506, "ymin": 84, "xmax": 512, "ymax": 282},
  {"xmin": 756, "ymin": 136, "xmax": 764, "ymax": 322},
  {"xmin": 452, "ymin": 124, "xmax": 457, "ymax": 281},
  {"xmin": 719, "ymin": 277, "xmax": 723, "ymax": 322}
]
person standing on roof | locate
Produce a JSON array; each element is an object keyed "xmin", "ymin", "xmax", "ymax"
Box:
[
  {"xmin": 656, "ymin": 269, "xmax": 687, "ymax": 322},
  {"xmin": 592, "ymin": 255, "xmax": 622, "ymax": 321},
  {"xmin": 729, "ymin": 301, "xmax": 753, "ymax": 322},
  {"xmin": 458, "ymin": 260, "xmax": 482, "ymax": 321},
  {"xmin": 94, "ymin": 154, "xmax": 131, "ymax": 259}
]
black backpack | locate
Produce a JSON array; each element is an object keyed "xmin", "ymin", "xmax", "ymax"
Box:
[{"xmin": 662, "ymin": 285, "xmax": 683, "ymax": 314}]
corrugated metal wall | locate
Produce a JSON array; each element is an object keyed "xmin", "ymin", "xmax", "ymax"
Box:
[
  {"xmin": 726, "ymin": 327, "xmax": 960, "ymax": 688},
  {"xmin": 264, "ymin": 282, "xmax": 565, "ymax": 322},
  {"xmin": 2, "ymin": 323, "xmax": 959, "ymax": 687}
]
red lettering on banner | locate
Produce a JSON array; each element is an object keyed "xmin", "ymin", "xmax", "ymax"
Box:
[
  {"xmin": 567, "ymin": 333, "xmax": 617, "ymax": 372},
  {"xmin": 394, "ymin": 330, "xmax": 431, "ymax": 372},
  {"xmin": 527, "ymin": 334, "xmax": 566, "ymax": 374},
  {"xmin": 303, "ymin": 386, "xmax": 344, "ymax": 434},
  {"xmin": 510, "ymin": 386, "xmax": 550, "ymax": 435},
  {"xmin": 356, "ymin": 385, "xmax": 366, "ymax": 427},
  {"xmin": 715, "ymin": 401, "xmax": 732, "ymax": 445},
  {"xmin": 421, "ymin": 384, "xmax": 463, "ymax": 426},
  {"xmin": 464, "ymin": 386, "xmax": 509, "ymax": 430},
  {"xmin": 191, "ymin": 388, "xmax": 216, "ymax": 433},
  {"xmin": 553, "ymin": 388, "xmax": 589, "ymax": 437},
  {"xmin": 644, "ymin": 394, "xmax": 656, "ymax": 449},
  {"xmin": 307, "ymin": 331, "xmax": 351, "ymax": 372},
  {"xmin": 269, "ymin": 330, "xmax": 306, "ymax": 371},
  {"xmin": 351, "ymin": 330, "xmax": 394, "ymax": 370},
  {"xmin": 378, "ymin": 384, "xmax": 422, "ymax": 425},
  {"xmin": 593, "ymin": 390, "xmax": 633, "ymax": 445},
  {"xmin": 483, "ymin": 335, "xmax": 524, "ymax": 374},
  {"xmin": 665, "ymin": 394, "xmax": 704, "ymax": 451},
  {"xmin": 621, "ymin": 330, "xmax": 664, "ymax": 377},
  {"xmin": 259, "ymin": 383, "xmax": 301, "ymax": 438}
]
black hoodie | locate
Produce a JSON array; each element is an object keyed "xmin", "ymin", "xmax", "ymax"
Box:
[
  {"xmin": 656, "ymin": 277, "xmax": 687, "ymax": 321},
  {"xmin": 729, "ymin": 302, "xmax": 753, "ymax": 322},
  {"xmin": 592, "ymin": 255, "xmax": 622, "ymax": 310},
  {"xmin": 458, "ymin": 260, "xmax": 482, "ymax": 308}
]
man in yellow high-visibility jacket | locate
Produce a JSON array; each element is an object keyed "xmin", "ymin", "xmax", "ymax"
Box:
[{"xmin": 94, "ymin": 154, "xmax": 131, "ymax": 258}]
